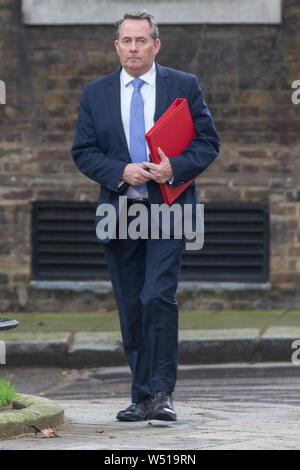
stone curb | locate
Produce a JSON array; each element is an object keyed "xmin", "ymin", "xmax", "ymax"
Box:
[
  {"xmin": 2, "ymin": 336, "xmax": 299, "ymax": 367},
  {"xmin": 178, "ymin": 337, "xmax": 297, "ymax": 364},
  {"xmin": 0, "ymin": 393, "xmax": 65, "ymax": 440},
  {"xmin": 5, "ymin": 341, "xmax": 67, "ymax": 367}
]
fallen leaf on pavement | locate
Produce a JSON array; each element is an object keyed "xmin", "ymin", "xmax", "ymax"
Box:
[
  {"xmin": 31, "ymin": 426, "xmax": 60, "ymax": 438},
  {"xmin": 41, "ymin": 427, "xmax": 60, "ymax": 438}
]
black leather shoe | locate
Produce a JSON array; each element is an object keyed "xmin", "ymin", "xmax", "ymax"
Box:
[
  {"xmin": 116, "ymin": 397, "xmax": 153, "ymax": 422},
  {"xmin": 149, "ymin": 391, "xmax": 177, "ymax": 421}
]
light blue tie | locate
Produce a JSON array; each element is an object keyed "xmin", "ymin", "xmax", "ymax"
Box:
[{"xmin": 130, "ymin": 78, "xmax": 147, "ymax": 194}]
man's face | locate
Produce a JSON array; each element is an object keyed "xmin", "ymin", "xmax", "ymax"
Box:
[{"xmin": 115, "ymin": 19, "xmax": 161, "ymax": 77}]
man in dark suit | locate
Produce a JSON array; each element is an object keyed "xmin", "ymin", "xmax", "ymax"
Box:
[{"xmin": 72, "ymin": 11, "xmax": 220, "ymax": 422}]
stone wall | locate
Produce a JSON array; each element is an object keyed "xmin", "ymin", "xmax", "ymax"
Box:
[{"xmin": 0, "ymin": 0, "xmax": 299, "ymax": 312}]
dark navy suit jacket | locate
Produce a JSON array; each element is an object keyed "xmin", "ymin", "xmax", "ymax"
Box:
[{"xmin": 71, "ymin": 63, "xmax": 220, "ymax": 243}]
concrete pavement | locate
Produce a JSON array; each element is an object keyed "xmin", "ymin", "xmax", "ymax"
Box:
[
  {"xmin": 1, "ymin": 365, "xmax": 300, "ymax": 450},
  {"xmin": 3, "ymin": 397, "xmax": 300, "ymax": 450},
  {"xmin": 1, "ymin": 309, "xmax": 300, "ymax": 449}
]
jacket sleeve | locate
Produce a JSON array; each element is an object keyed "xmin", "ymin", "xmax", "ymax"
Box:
[
  {"xmin": 71, "ymin": 85, "xmax": 129, "ymax": 192},
  {"xmin": 169, "ymin": 76, "xmax": 220, "ymax": 187}
]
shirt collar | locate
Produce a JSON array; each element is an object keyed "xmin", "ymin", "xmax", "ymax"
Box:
[{"xmin": 121, "ymin": 62, "xmax": 156, "ymax": 87}]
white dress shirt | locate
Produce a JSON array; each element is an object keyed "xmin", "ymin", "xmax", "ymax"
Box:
[{"xmin": 120, "ymin": 62, "xmax": 156, "ymax": 199}]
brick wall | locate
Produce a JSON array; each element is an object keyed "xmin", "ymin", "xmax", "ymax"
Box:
[{"xmin": 0, "ymin": 0, "xmax": 299, "ymax": 311}]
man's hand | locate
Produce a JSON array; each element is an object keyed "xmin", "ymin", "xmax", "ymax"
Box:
[
  {"xmin": 121, "ymin": 163, "xmax": 152, "ymax": 186},
  {"xmin": 143, "ymin": 148, "xmax": 173, "ymax": 184}
]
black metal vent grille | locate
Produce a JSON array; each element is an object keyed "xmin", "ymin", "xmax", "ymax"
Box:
[
  {"xmin": 32, "ymin": 202, "xmax": 269, "ymax": 283},
  {"xmin": 181, "ymin": 204, "xmax": 269, "ymax": 282}
]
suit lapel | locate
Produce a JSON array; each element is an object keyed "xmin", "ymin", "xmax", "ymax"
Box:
[
  {"xmin": 107, "ymin": 69, "xmax": 130, "ymax": 157},
  {"xmin": 154, "ymin": 63, "xmax": 170, "ymax": 122}
]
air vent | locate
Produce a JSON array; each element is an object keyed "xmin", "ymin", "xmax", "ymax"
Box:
[
  {"xmin": 32, "ymin": 202, "xmax": 269, "ymax": 283},
  {"xmin": 181, "ymin": 203, "xmax": 269, "ymax": 282}
]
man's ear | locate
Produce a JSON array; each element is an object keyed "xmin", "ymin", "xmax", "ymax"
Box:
[{"xmin": 154, "ymin": 39, "xmax": 161, "ymax": 56}]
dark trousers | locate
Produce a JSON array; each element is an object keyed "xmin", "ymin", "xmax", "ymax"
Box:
[{"xmin": 103, "ymin": 210, "xmax": 184, "ymax": 403}]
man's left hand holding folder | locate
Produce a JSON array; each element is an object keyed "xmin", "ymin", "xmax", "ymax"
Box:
[{"xmin": 143, "ymin": 147, "xmax": 174, "ymax": 184}]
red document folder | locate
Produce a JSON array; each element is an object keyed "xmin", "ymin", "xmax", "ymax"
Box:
[{"xmin": 145, "ymin": 98, "xmax": 196, "ymax": 204}]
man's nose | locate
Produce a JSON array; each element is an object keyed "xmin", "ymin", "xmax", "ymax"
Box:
[{"xmin": 130, "ymin": 41, "xmax": 138, "ymax": 51}]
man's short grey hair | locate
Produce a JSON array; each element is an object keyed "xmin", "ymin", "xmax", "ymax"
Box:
[{"xmin": 116, "ymin": 11, "xmax": 159, "ymax": 42}]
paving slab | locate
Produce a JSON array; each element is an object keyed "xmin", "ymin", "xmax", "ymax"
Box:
[
  {"xmin": 263, "ymin": 326, "xmax": 300, "ymax": 337},
  {"xmin": 71, "ymin": 331, "xmax": 122, "ymax": 343},
  {"xmin": 0, "ymin": 332, "xmax": 70, "ymax": 341},
  {"xmin": 179, "ymin": 328, "xmax": 260, "ymax": 338}
]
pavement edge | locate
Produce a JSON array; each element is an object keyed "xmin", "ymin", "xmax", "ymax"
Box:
[
  {"xmin": 0, "ymin": 393, "xmax": 65, "ymax": 440},
  {"xmin": 2, "ymin": 335, "xmax": 300, "ymax": 367}
]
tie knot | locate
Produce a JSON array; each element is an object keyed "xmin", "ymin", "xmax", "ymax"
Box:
[{"xmin": 132, "ymin": 78, "xmax": 144, "ymax": 90}]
